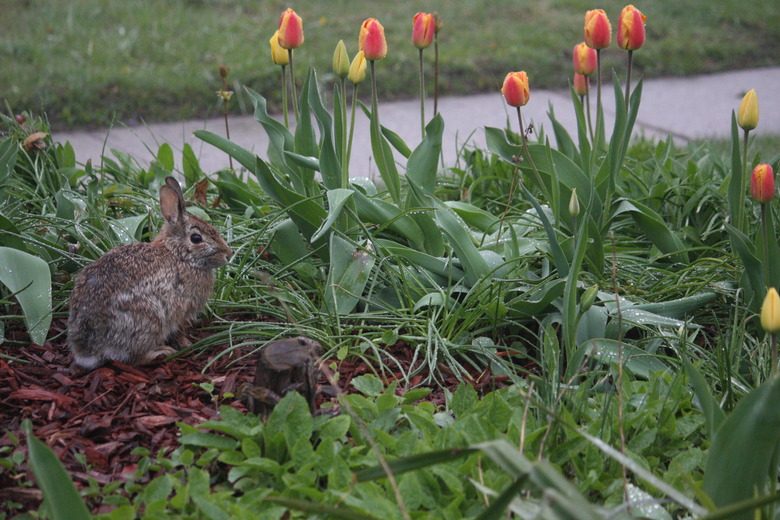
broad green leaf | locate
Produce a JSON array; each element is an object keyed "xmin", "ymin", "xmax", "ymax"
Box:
[
  {"xmin": 156, "ymin": 142, "xmax": 174, "ymax": 171},
  {"xmin": 179, "ymin": 432, "xmax": 239, "ymax": 450},
  {"xmin": 25, "ymin": 423, "xmax": 91, "ymax": 520},
  {"xmin": 569, "ymin": 339, "xmax": 668, "ymax": 379},
  {"xmin": 631, "ymin": 291, "xmax": 719, "ymax": 319},
  {"xmin": 369, "ymin": 104, "xmax": 401, "ymax": 204},
  {"xmin": 725, "ymin": 223, "xmax": 764, "ymax": 311},
  {"xmin": 444, "ymin": 201, "xmax": 498, "ymax": 233},
  {"xmin": 704, "ymin": 376, "xmax": 780, "ymax": 517},
  {"xmin": 615, "ymin": 199, "xmax": 689, "ymax": 263},
  {"xmin": 352, "ymin": 190, "xmax": 425, "ymax": 249},
  {"xmin": 213, "ymin": 169, "xmax": 264, "ymax": 211},
  {"xmin": 0, "ymin": 211, "xmax": 27, "ymax": 252},
  {"xmin": 323, "ymin": 235, "xmax": 375, "ymax": 314},
  {"xmin": 109, "ymin": 215, "xmax": 147, "ymax": 244},
  {"xmin": 405, "ymin": 114, "xmax": 444, "ymax": 196},
  {"xmin": 351, "ymin": 374, "xmax": 384, "ymax": 397},
  {"xmin": 311, "ymin": 189, "xmax": 353, "ymax": 243},
  {"xmin": 682, "ymin": 356, "xmax": 725, "ymax": 439},
  {"xmin": 726, "ymin": 112, "xmax": 745, "ymax": 233},
  {"xmin": 0, "ymin": 247, "xmax": 52, "ymax": 345},
  {"xmin": 376, "ymin": 238, "xmax": 464, "ymax": 280},
  {"xmin": 506, "ymin": 279, "xmax": 566, "ymax": 318},
  {"xmin": 306, "ymin": 69, "xmax": 343, "ymax": 189},
  {"xmin": 521, "ymin": 185, "xmax": 570, "ymax": 277},
  {"xmin": 182, "ymin": 143, "xmax": 203, "ymax": 187},
  {"xmin": 435, "ymin": 204, "xmax": 490, "ymax": 286}
]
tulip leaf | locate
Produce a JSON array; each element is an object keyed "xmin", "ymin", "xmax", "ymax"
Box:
[
  {"xmin": 726, "ymin": 112, "xmax": 745, "ymax": 234},
  {"xmin": 311, "ymin": 189, "xmax": 353, "ymax": 243},
  {"xmin": 568, "ymin": 339, "xmax": 668, "ymax": 380},
  {"xmin": 306, "ymin": 68, "xmax": 343, "ymax": 190},
  {"xmin": 406, "ymin": 114, "xmax": 444, "ymax": 197},
  {"xmin": 369, "ymin": 106, "xmax": 402, "ymax": 205},
  {"xmin": 359, "ymin": 101, "xmax": 412, "ymax": 158},
  {"xmin": 352, "ymin": 190, "xmax": 425, "ymax": 250},
  {"xmin": 375, "ymin": 238, "xmax": 464, "ymax": 281},
  {"xmin": 182, "ymin": 143, "xmax": 203, "ymax": 187},
  {"xmin": 323, "ymin": 235, "xmax": 375, "ymax": 315},
  {"xmin": 434, "ymin": 203, "xmax": 490, "ymax": 287},
  {"xmin": 25, "ymin": 423, "xmax": 91, "ymax": 520},
  {"xmin": 444, "ymin": 201, "xmax": 499, "ymax": 233},
  {"xmin": 703, "ymin": 375, "xmax": 780, "ymax": 517},
  {"xmin": 520, "ymin": 185, "xmax": 569, "ymax": 278},
  {"xmin": 725, "ymin": 223, "xmax": 764, "ymax": 312},
  {"xmin": 0, "ymin": 247, "xmax": 52, "ymax": 346},
  {"xmin": 614, "ymin": 199, "xmax": 689, "ymax": 264}
]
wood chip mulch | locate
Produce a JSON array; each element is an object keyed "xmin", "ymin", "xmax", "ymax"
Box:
[{"xmin": 0, "ymin": 317, "xmax": 508, "ymax": 515}]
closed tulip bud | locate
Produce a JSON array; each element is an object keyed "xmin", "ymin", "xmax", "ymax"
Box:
[
  {"xmin": 761, "ymin": 287, "xmax": 780, "ymax": 333},
  {"xmin": 569, "ymin": 188, "xmax": 581, "ymax": 217},
  {"xmin": 573, "ymin": 73, "xmax": 590, "ymax": 96},
  {"xmin": 618, "ymin": 5, "xmax": 646, "ymax": 50},
  {"xmin": 751, "ymin": 163, "xmax": 775, "ymax": 203},
  {"xmin": 333, "ymin": 40, "xmax": 350, "ymax": 79},
  {"xmin": 412, "ymin": 12, "xmax": 435, "ymax": 49},
  {"xmin": 584, "ymin": 9, "xmax": 612, "ymax": 49},
  {"xmin": 348, "ymin": 50, "xmax": 367, "ymax": 85},
  {"xmin": 269, "ymin": 31, "xmax": 289, "ymax": 66},
  {"xmin": 278, "ymin": 8, "xmax": 304, "ymax": 49},
  {"xmin": 359, "ymin": 18, "xmax": 387, "ymax": 60},
  {"xmin": 501, "ymin": 71, "xmax": 530, "ymax": 108},
  {"xmin": 434, "ymin": 13, "xmax": 444, "ymax": 33},
  {"xmin": 738, "ymin": 88, "xmax": 759, "ymax": 131},
  {"xmin": 573, "ymin": 42, "xmax": 597, "ymax": 75},
  {"xmin": 580, "ymin": 284, "xmax": 599, "ymax": 313}
]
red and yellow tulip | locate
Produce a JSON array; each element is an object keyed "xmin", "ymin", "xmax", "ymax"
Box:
[
  {"xmin": 751, "ymin": 163, "xmax": 775, "ymax": 203},
  {"xmin": 501, "ymin": 71, "xmax": 530, "ymax": 108},
  {"xmin": 277, "ymin": 8, "xmax": 304, "ymax": 49},
  {"xmin": 573, "ymin": 42, "xmax": 597, "ymax": 76},
  {"xmin": 584, "ymin": 9, "xmax": 612, "ymax": 49},
  {"xmin": 412, "ymin": 12, "xmax": 435, "ymax": 49},
  {"xmin": 617, "ymin": 5, "xmax": 646, "ymax": 50},
  {"xmin": 359, "ymin": 18, "xmax": 387, "ymax": 60}
]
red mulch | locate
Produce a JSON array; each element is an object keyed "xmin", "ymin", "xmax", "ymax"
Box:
[{"xmin": 0, "ymin": 316, "xmax": 507, "ymax": 515}]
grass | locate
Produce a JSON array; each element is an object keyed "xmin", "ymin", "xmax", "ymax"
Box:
[{"xmin": 2, "ymin": 0, "xmax": 779, "ymax": 128}]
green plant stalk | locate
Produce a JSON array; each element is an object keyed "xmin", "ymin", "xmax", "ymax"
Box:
[
  {"xmin": 739, "ymin": 128, "xmax": 750, "ymax": 232},
  {"xmin": 772, "ymin": 333, "xmax": 778, "ymax": 377},
  {"xmin": 281, "ymin": 65, "xmax": 289, "ymax": 129},
  {"xmin": 338, "ymin": 77, "xmax": 348, "ymax": 187},
  {"xmin": 585, "ymin": 81, "xmax": 594, "ymax": 143},
  {"xmin": 516, "ymin": 107, "xmax": 552, "ymax": 206},
  {"xmin": 433, "ymin": 32, "xmax": 439, "ymax": 116},
  {"xmin": 221, "ymin": 79, "xmax": 233, "ymax": 170},
  {"xmin": 596, "ymin": 48, "xmax": 603, "ymax": 145},
  {"xmin": 346, "ymin": 83, "xmax": 359, "ymax": 176},
  {"xmin": 418, "ymin": 48, "xmax": 426, "ymax": 140},
  {"xmin": 762, "ymin": 202, "xmax": 770, "ymax": 288},
  {"xmin": 624, "ymin": 50, "xmax": 633, "ymax": 107},
  {"xmin": 288, "ymin": 49, "xmax": 299, "ymax": 122}
]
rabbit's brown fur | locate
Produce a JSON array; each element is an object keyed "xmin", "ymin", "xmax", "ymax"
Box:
[{"xmin": 68, "ymin": 177, "xmax": 233, "ymax": 370}]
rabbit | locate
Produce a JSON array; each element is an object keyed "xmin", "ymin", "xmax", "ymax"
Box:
[{"xmin": 67, "ymin": 177, "xmax": 233, "ymax": 371}]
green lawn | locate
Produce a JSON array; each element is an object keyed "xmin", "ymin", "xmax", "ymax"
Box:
[{"xmin": 2, "ymin": 0, "xmax": 779, "ymax": 128}]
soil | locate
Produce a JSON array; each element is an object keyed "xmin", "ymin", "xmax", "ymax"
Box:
[{"xmin": 0, "ymin": 316, "xmax": 507, "ymax": 515}]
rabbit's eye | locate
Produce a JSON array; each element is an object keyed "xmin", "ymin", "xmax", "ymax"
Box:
[{"xmin": 190, "ymin": 233, "xmax": 203, "ymax": 244}]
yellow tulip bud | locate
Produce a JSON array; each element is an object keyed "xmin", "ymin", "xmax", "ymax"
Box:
[
  {"xmin": 762, "ymin": 287, "xmax": 780, "ymax": 333},
  {"xmin": 348, "ymin": 50, "xmax": 367, "ymax": 85},
  {"xmin": 333, "ymin": 40, "xmax": 350, "ymax": 79},
  {"xmin": 738, "ymin": 88, "xmax": 759, "ymax": 131},
  {"xmin": 569, "ymin": 188, "xmax": 580, "ymax": 217},
  {"xmin": 269, "ymin": 31, "xmax": 289, "ymax": 66}
]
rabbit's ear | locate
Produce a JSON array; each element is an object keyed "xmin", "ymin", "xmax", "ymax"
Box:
[{"xmin": 160, "ymin": 177, "xmax": 186, "ymax": 223}]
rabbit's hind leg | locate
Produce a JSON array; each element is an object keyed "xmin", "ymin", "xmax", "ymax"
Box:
[{"xmin": 138, "ymin": 345, "xmax": 178, "ymax": 365}]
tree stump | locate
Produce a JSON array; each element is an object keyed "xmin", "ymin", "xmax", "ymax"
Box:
[{"xmin": 249, "ymin": 336, "xmax": 321, "ymax": 418}]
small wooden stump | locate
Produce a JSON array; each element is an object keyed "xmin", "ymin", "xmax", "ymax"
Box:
[{"xmin": 249, "ymin": 336, "xmax": 321, "ymax": 418}]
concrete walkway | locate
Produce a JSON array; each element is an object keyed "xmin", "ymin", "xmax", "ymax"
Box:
[{"xmin": 55, "ymin": 67, "xmax": 780, "ymax": 177}]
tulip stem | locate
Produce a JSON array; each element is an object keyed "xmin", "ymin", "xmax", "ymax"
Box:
[
  {"xmin": 585, "ymin": 81, "xmax": 594, "ymax": 144},
  {"xmin": 772, "ymin": 334, "xmax": 778, "ymax": 377},
  {"xmin": 281, "ymin": 65, "xmax": 289, "ymax": 129},
  {"xmin": 596, "ymin": 49, "xmax": 603, "ymax": 146},
  {"xmin": 739, "ymin": 128, "xmax": 750, "ymax": 232},
  {"xmin": 624, "ymin": 50, "xmax": 633, "ymax": 107},
  {"xmin": 220, "ymin": 77, "xmax": 234, "ymax": 171},
  {"xmin": 419, "ymin": 48, "xmax": 426, "ymax": 140},
  {"xmin": 340, "ymin": 77, "xmax": 348, "ymax": 186},
  {"xmin": 762, "ymin": 202, "xmax": 770, "ymax": 288},
  {"xmin": 516, "ymin": 107, "xmax": 551, "ymax": 206},
  {"xmin": 288, "ymin": 49, "xmax": 299, "ymax": 122},
  {"xmin": 433, "ymin": 32, "xmax": 440, "ymax": 116},
  {"xmin": 346, "ymin": 83, "xmax": 359, "ymax": 179}
]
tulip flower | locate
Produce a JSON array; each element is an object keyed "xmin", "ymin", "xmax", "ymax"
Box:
[
  {"xmin": 277, "ymin": 8, "xmax": 303, "ymax": 122},
  {"xmin": 584, "ymin": 9, "xmax": 611, "ymax": 139},
  {"xmin": 751, "ymin": 164, "xmax": 775, "ymax": 203},
  {"xmin": 333, "ymin": 40, "xmax": 350, "ymax": 79},
  {"xmin": 569, "ymin": 188, "xmax": 581, "ymax": 217},
  {"xmin": 359, "ymin": 18, "xmax": 387, "ymax": 61},
  {"xmin": 573, "ymin": 73, "xmax": 589, "ymax": 97},
  {"xmin": 738, "ymin": 89, "xmax": 759, "ymax": 132},
  {"xmin": 501, "ymin": 71, "xmax": 530, "ymax": 108},
  {"xmin": 412, "ymin": 12, "xmax": 435, "ymax": 49},
  {"xmin": 618, "ymin": 5, "xmax": 646, "ymax": 106},
  {"xmin": 348, "ymin": 51, "xmax": 367, "ymax": 85},
  {"xmin": 763, "ymin": 288, "xmax": 780, "ymax": 334},
  {"xmin": 617, "ymin": 5, "xmax": 646, "ymax": 51},
  {"xmin": 269, "ymin": 31, "xmax": 289, "ymax": 66},
  {"xmin": 277, "ymin": 8, "xmax": 303, "ymax": 49},
  {"xmin": 572, "ymin": 42, "xmax": 597, "ymax": 76},
  {"xmin": 584, "ymin": 9, "xmax": 612, "ymax": 50},
  {"xmin": 413, "ymin": 12, "xmax": 435, "ymax": 138},
  {"xmin": 762, "ymin": 287, "xmax": 780, "ymax": 375}
]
